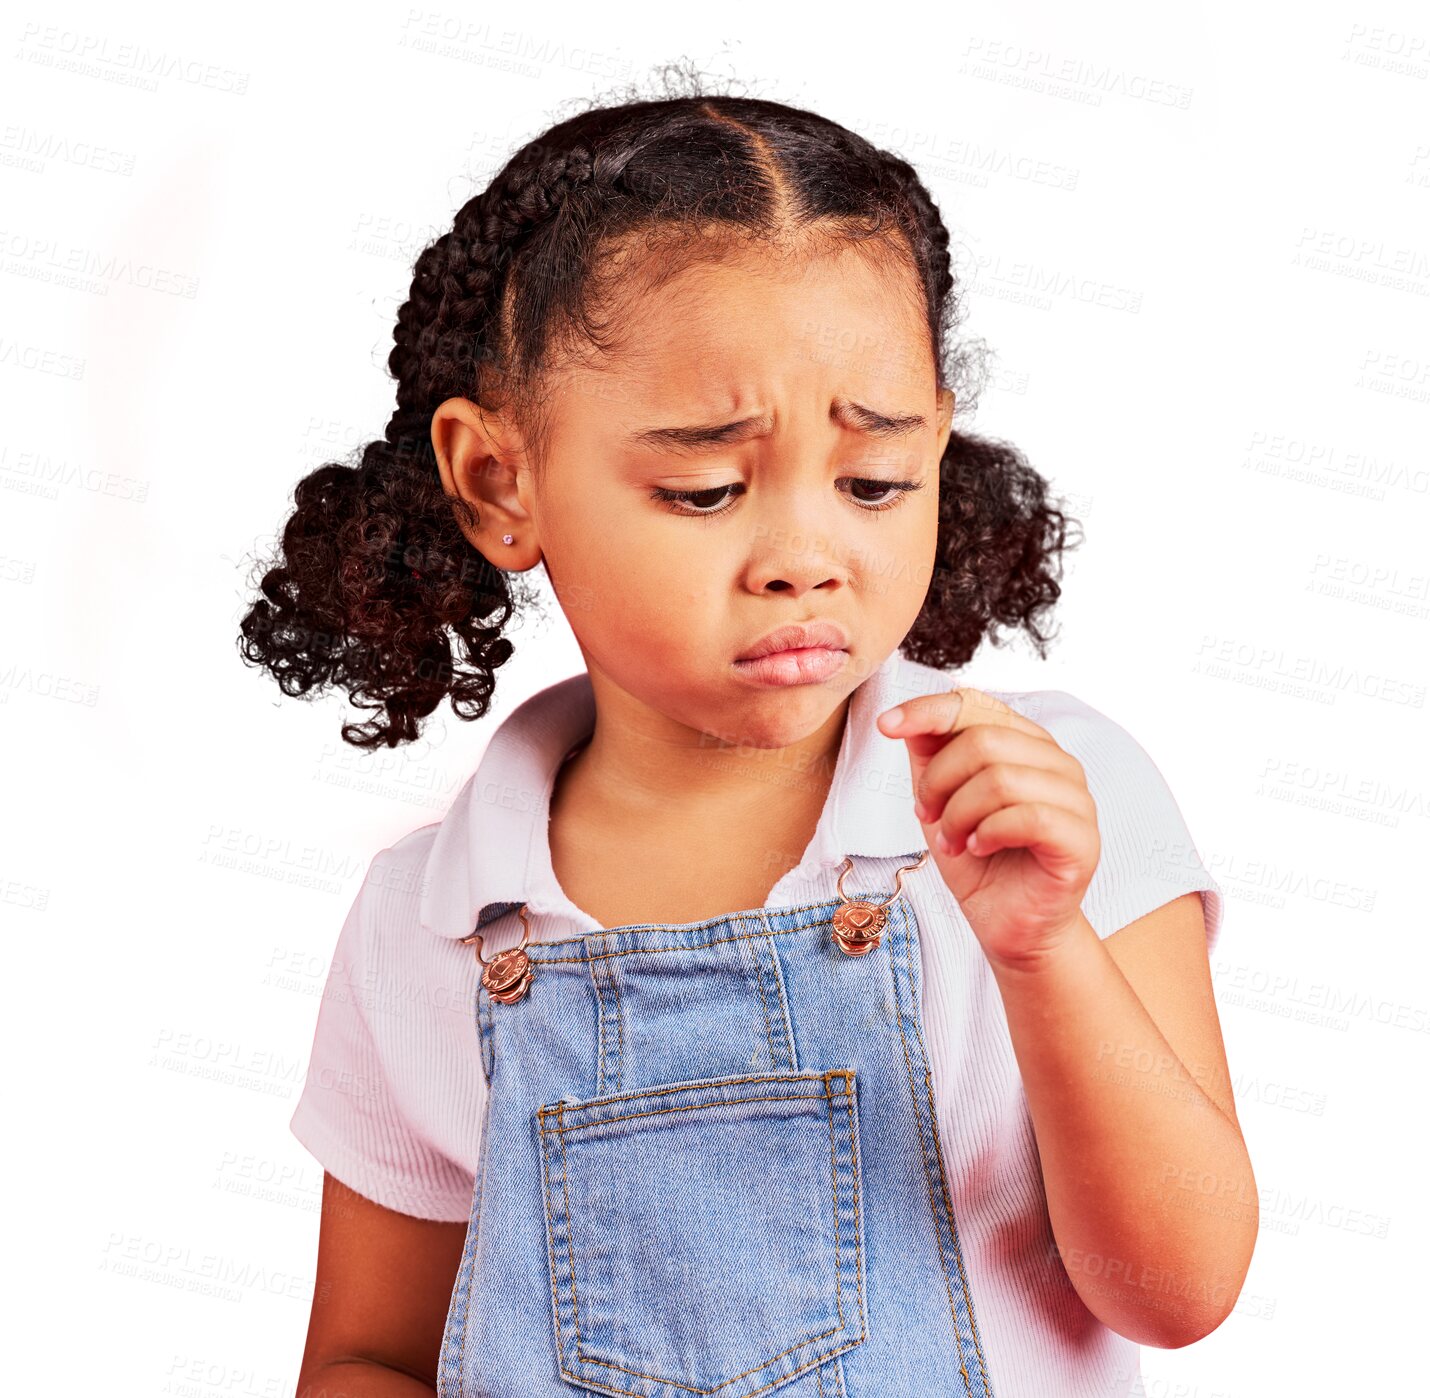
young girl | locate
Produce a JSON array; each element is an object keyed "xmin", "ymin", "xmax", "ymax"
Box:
[{"xmin": 241, "ymin": 85, "xmax": 1255, "ymax": 1398}]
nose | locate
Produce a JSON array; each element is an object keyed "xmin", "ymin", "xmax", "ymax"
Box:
[{"xmin": 742, "ymin": 517, "xmax": 853, "ymax": 596}]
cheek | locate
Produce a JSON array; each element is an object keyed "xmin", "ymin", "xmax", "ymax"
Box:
[
  {"xmin": 854, "ymin": 507, "xmax": 935, "ymax": 601},
  {"xmin": 627, "ymin": 548, "xmax": 723, "ymax": 626},
  {"xmin": 900, "ymin": 520, "xmax": 938, "ymax": 603},
  {"xmin": 560, "ymin": 526, "xmax": 724, "ymax": 643}
]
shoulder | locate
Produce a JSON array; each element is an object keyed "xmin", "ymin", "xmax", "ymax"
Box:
[
  {"xmin": 969, "ymin": 684, "xmax": 1168, "ymax": 789},
  {"xmin": 345, "ymin": 821, "xmax": 447, "ymax": 972},
  {"xmin": 987, "ymin": 688, "xmax": 1202, "ymax": 844},
  {"xmin": 885, "ymin": 656, "xmax": 1150, "ymax": 767},
  {"xmin": 882, "ymin": 656, "xmax": 1126, "ymax": 745},
  {"xmin": 976, "ymin": 684, "xmax": 1129, "ymax": 747},
  {"xmin": 337, "ymin": 818, "xmax": 484, "ymax": 1086},
  {"xmin": 882, "ymin": 660, "xmax": 1185, "ymax": 822},
  {"xmin": 366, "ymin": 821, "xmax": 442, "ymax": 905},
  {"xmin": 291, "ymin": 817, "xmax": 482, "ymax": 1221}
]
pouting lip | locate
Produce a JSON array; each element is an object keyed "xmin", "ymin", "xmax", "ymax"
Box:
[{"xmin": 734, "ymin": 620, "xmax": 851, "ymax": 663}]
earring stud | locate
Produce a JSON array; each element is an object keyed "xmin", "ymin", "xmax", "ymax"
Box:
[{"xmin": 501, "ymin": 533, "xmax": 514, "ymax": 545}]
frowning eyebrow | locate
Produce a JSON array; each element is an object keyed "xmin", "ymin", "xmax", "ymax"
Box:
[{"xmin": 623, "ymin": 396, "xmax": 928, "ymax": 452}]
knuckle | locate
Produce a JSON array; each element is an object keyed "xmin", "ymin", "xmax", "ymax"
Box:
[
  {"xmin": 986, "ymin": 763, "xmax": 1017, "ymax": 801},
  {"xmin": 953, "ymin": 685, "xmax": 985, "ymax": 715}
]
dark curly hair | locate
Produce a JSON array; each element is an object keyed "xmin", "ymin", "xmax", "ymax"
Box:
[{"xmin": 237, "ymin": 68, "xmax": 1081, "ymax": 749}]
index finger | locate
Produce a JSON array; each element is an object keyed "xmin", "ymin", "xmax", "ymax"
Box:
[{"xmin": 876, "ymin": 685, "xmax": 1052, "ymax": 750}]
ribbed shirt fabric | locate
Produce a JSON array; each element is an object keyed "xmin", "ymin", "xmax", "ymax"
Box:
[{"xmin": 291, "ymin": 649, "xmax": 1224, "ymax": 1398}]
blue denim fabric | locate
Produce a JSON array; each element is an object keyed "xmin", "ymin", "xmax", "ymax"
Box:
[{"xmin": 437, "ymin": 889, "xmax": 999, "ymax": 1397}]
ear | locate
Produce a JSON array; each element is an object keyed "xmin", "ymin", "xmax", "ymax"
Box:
[
  {"xmin": 429, "ymin": 397, "xmax": 542, "ymax": 571},
  {"xmin": 935, "ymin": 386, "xmax": 955, "ymax": 455}
]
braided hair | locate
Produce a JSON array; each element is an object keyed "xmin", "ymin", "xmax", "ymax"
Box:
[{"xmin": 237, "ymin": 78, "xmax": 1080, "ymax": 749}]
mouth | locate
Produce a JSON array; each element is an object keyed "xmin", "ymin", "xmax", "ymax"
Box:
[
  {"xmin": 731, "ymin": 646, "xmax": 849, "ymax": 686},
  {"xmin": 732, "ymin": 621, "xmax": 851, "ymax": 687},
  {"xmin": 734, "ymin": 620, "xmax": 850, "ymax": 663}
]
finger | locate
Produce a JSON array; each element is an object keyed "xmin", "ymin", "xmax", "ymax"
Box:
[
  {"xmin": 878, "ymin": 686, "xmax": 1055, "ymax": 822},
  {"xmin": 929, "ymin": 764, "xmax": 1094, "ymax": 856},
  {"xmin": 960, "ymin": 800, "xmax": 1096, "ymax": 869},
  {"xmin": 877, "ymin": 685, "xmax": 1053, "ymax": 747},
  {"xmin": 912, "ymin": 726, "xmax": 1084, "ymax": 824}
]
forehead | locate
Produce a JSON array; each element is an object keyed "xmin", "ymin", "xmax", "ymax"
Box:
[{"xmin": 555, "ymin": 241, "xmax": 932, "ymax": 419}]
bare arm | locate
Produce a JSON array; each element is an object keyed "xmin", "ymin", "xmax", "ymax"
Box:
[
  {"xmin": 296, "ymin": 1172, "xmax": 470, "ymax": 1396},
  {"xmin": 990, "ymin": 894, "xmax": 1258, "ymax": 1348}
]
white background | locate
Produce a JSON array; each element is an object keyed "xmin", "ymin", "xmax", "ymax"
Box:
[{"xmin": 4, "ymin": 1, "xmax": 1426, "ymax": 1393}]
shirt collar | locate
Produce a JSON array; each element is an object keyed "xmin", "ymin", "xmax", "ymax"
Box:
[{"xmin": 419, "ymin": 648, "xmax": 948, "ymax": 940}]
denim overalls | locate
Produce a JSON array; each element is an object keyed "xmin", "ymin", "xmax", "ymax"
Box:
[{"xmin": 435, "ymin": 869, "xmax": 999, "ymax": 1398}]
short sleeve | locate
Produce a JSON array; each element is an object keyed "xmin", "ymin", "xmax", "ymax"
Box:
[
  {"xmin": 1039, "ymin": 693, "xmax": 1225, "ymax": 955},
  {"xmin": 289, "ymin": 852, "xmax": 476, "ymax": 1222}
]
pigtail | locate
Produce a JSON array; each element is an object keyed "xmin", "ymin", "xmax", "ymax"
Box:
[
  {"xmin": 237, "ymin": 212, "xmax": 524, "ymax": 749},
  {"xmin": 902, "ymin": 427, "xmax": 1082, "ymax": 671},
  {"xmin": 237, "ymin": 418, "xmax": 517, "ymax": 750}
]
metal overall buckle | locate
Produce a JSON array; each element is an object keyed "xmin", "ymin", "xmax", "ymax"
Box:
[
  {"xmin": 831, "ymin": 850, "xmax": 929, "ymax": 956},
  {"xmin": 460, "ymin": 904, "xmax": 535, "ymax": 1004}
]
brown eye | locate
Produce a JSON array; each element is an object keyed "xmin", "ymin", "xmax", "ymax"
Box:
[
  {"xmin": 841, "ymin": 478, "xmax": 923, "ymax": 511},
  {"xmin": 650, "ymin": 483, "xmax": 743, "ymax": 517},
  {"xmin": 683, "ymin": 486, "xmax": 737, "ymax": 511}
]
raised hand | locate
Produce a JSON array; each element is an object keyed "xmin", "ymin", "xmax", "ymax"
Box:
[{"xmin": 877, "ymin": 686, "xmax": 1100, "ymax": 970}]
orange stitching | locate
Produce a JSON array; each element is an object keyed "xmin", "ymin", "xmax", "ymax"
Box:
[
  {"xmin": 591, "ymin": 964, "xmax": 609, "ymax": 1096},
  {"xmin": 609, "ymin": 960, "xmax": 626, "ymax": 1093},
  {"xmin": 904, "ymin": 910, "xmax": 994, "ymax": 1393},
  {"xmin": 540, "ymin": 1092, "xmax": 828, "ymax": 1135},
  {"xmin": 817, "ymin": 1359, "xmax": 825, "ymax": 1398},
  {"xmin": 454, "ymin": 1083, "xmax": 495, "ymax": 1384},
  {"xmin": 891, "ymin": 903, "xmax": 972, "ymax": 1396},
  {"xmin": 442, "ymin": 994, "xmax": 500, "ymax": 1395},
  {"xmin": 537, "ymin": 1102, "xmax": 569, "ymax": 1368},
  {"xmin": 824, "ymin": 1074, "xmax": 845, "ymax": 1330},
  {"xmin": 550, "ymin": 1069, "xmax": 865, "ymax": 1394},
  {"xmin": 589, "ymin": 960, "xmax": 600, "ymax": 1092},
  {"xmin": 529, "ymin": 901, "xmax": 847, "ymax": 964},
  {"xmin": 557, "ymin": 1104, "xmax": 584, "ymax": 1357},
  {"xmin": 748, "ymin": 935, "xmax": 780, "ymax": 1068},
  {"xmin": 541, "ymin": 1070, "xmax": 827, "ymax": 1113},
  {"xmin": 571, "ymin": 1340, "xmax": 866, "ymax": 1398},
  {"xmin": 839, "ymin": 1075, "xmax": 867, "ymax": 1346},
  {"xmin": 525, "ymin": 892, "xmax": 921, "ymax": 1397},
  {"xmin": 578, "ymin": 1325, "xmax": 842, "ymax": 1391},
  {"xmin": 770, "ymin": 940, "xmax": 802, "ymax": 1072}
]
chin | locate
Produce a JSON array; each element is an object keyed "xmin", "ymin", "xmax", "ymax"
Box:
[{"xmin": 711, "ymin": 686, "xmax": 843, "ymax": 747}]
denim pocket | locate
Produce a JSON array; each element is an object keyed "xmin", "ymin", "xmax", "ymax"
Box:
[{"xmin": 537, "ymin": 1069, "xmax": 866, "ymax": 1398}]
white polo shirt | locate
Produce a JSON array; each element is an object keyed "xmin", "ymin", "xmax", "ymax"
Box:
[{"xmin": 290, "ymin": 648, "xmax": 1224, "ymax": 1398}]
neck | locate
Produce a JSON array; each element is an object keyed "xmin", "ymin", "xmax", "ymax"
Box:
[{"xmin": 555, "ymin": 678, "xmax": 851, "ymax": 827}]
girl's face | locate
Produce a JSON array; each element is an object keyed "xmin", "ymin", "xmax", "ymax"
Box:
[{"xmin": 447, "ymin": 242, "xmax": 953, "ymax": 751}]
